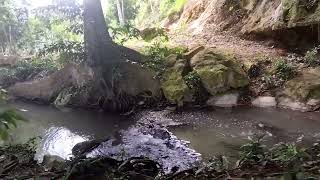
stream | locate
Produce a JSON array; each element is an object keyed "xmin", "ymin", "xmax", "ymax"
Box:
[{"xmin": 2, "ymin": 101, "xmax": 320, "ymax": 172}]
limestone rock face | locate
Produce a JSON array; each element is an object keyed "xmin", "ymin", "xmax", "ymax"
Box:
[
  {"xmin": 178, "ymin": 0, "xmax": 320, "ymax": 35},
  {"xmin": 190, "ymin": 48, "xmax": 249, "ymax": 96},
  {"xmin": 278, "ymin": 68, "xmax": 320, "ymax": 111}
]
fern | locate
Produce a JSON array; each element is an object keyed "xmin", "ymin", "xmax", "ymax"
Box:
[{"xmin": 0, "ymin": 109, "xmax": 28, "ymax": 140}]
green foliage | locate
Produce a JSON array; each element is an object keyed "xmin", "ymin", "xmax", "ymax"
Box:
[
  {"xmin": 38, "ymin": 40, "xmax": 85, "ymax": 64},
  {"xmin": 0, "ymin": 87, "xmax": 28, "ymax": 141},
  {"xmin": 13, "ymin": 57, "xmax": 59, "ymax": 80},
  {"xmin": 144, "ymin": 41, "xmax": 186, "ymax": 78},
  {"xmin": 0, "ymin": 109, "xmax": 28, "ymax": 140},
  {"xmin": 0, "ymin": 89, "xmax": 7, "ymax": 102},
  {"xmin": 274, "ymin": 58, "xmax": 296, "ymax": 80},
  {"xmin": 271, "ymin": 143, "xmax": 308, "ymax": 163},
  {"xmin": 109, "ymin": 23, "xmax": 141, "ymax": 45},
  {"xmin": 159, "ymin": 0, "xmax": 186, "ymax": 18},
  {"xmin": 134, "ymin": 0, "xmax": 186, "ymax": 27},
  {"xmin": 105, "ymin": 0, "xmax": 138, "ymax": 26},
  {"xmin": 0, "ymin": 0, "xmax": 29, "ymax": 54},
  {"xmin": 305, "ymin": 47, "xmax": 319, "ymax": 66},
  {"xmin": 239, "ymin": 136, "xmax": 266, "ymax": 164},
  {"xmin": 184, "ymin": 71, "xmax": 201, "ymax": 89}
]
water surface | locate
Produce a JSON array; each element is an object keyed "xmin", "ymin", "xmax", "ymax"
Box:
[{"xmin": 2, "ymin": 102, "xmax": 320, "ymax": 168}]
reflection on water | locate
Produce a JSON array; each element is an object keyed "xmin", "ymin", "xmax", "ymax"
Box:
[
  {"xmin": 37, "ymin": 127, "xmax": 89, "ymax": 160},
  {"xmin": 6, "ymin": 101, "xmax": 133, "ymax": 161}
]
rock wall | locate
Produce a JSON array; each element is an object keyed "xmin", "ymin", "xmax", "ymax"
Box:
[{"xmin": 178, "ymin": 0, "xmax": 320, "ymax": 38}]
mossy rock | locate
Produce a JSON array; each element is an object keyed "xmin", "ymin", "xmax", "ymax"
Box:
[
  {"xmin": 281, "ymin": 68, "xmax": 320, "ymax": 102},
  {"xmin": 161, "ymin": 58, "xmax": 193, "ymax": 106},
  {"xmin": 191, "ymin": 48, "xmax": 249, "ymax": 95},
  {"xmin": 282, "ymin": 0, "xmax": 320, "ymax": 27}
]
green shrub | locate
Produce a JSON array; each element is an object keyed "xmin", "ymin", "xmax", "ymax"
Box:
[
  {"xmin": 109, "ymin": 23, "xmax": 141, "ymax": 45},
  {"xmin": 184, "ymin": 71, "xmax": 201, "ymax": 89},
  {"xmin": 14, "ymin": 57, "xmax": 59, "ymax": 81},
  {"xmin": 160, "ymin": 0, "xmax": 187, "ymax": 18},
  {"xmin": 0, "ymin": 89, "xmax": 28, "ymax": 141},
  {"xmin": 273, "ymin": 58, "xmax": 296, "ymax": 80},
  {"xmin": 144, "ymin": 42, "xmax": 187, "ymax": 78},
  {"xmin": 0, "ymin": 110, "xmax": 28, "ymax": 140},
  {"xmin": 0, "ymin": 89, "xmax": 7, "ymax": 102},
  {"xmin": 305, "ymin": 47, "xmax": 319, "ymax": 66},
  {"xmin": 239, "ymin": 136, "xmax": 266, "ymax": 164},
  {"xmin": 271, "ymin": 143, "xmax": 308, "ymax": 163}
]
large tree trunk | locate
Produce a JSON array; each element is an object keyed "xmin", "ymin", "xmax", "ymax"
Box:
[
  {"xmin": 83, "ymin": 0, "xmax": 119, "ymax": 66},
  {"xmin": 9, "ymin": 0, "xmax": 161, "ymax": 112}
]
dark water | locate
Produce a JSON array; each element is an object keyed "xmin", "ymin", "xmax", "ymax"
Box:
[{"xmin": 1, "ymin": 102, "xmax": 320, "ymax": 171}]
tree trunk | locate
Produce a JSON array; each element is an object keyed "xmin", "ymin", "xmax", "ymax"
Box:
[
  {"xmin": 121, "ymin": 0, "xmax": 125, "ymax": 24},
  {"xmin": 149, "ymin": 0, "xmax": 154, "ymax": 13},
  {"xmin": 83, "ymin": 0, "xmax": 125, "ymax": 111},
  {"xmin": 116, "ymin": 0, "xmax": 125, "ymax": 26}
]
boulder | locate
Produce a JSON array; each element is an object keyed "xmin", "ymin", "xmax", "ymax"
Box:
[
  {"xmin": 161, "ymin": 57, "xmax": 193, "ymax": 106},
  {"xmin": 190, "ymin": 48, "xmax": 249, "ymax": 96},
  {"xmin": 252, "ymin": 96, "xmax": 277, "ymax": 108},
  {"xmin": 277, "ymin": 97, "xmax": 310, "ymax": 111},
  {"xmin": 206, "ymin": 92, "xmax": 239, "ymax": 107},
  {"xmin": 140, "ymin": 28, "xmax": 166, "ymax": 42},
  {"xmin": 42, "ymin": 155, "xmax": 66, "ymax": 171},
  {"xmin": 0, "ymin": 54, "xmax": 19, "ymax": 67},
  {"xmin": 278, "ymin": 68, "xmax": 320, "ymax": 111},
  {"xmin": 8, "ymin": 63, "xmax": 91, "ymax": 103}
]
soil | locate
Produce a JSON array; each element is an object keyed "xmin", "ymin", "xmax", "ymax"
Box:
[{"xmin": 171, "ymin": 30, "xmax": 287, "ymax": 63}]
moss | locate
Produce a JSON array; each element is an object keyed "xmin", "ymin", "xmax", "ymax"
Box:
[
  {"xmin": 308, "ymin": 85, "xmax": 320, "ymax": 99},
  {"xmin": 282, "ymin": 0, "xmax": 320, "ymax": 26},
  {"xmin": 161, "ymin": 68, "xmax": 191, "ymax": 105},
  {"xmin": 196, "ymin": 64, "xmax": 229, "ymax": 95},
  {"xmin": 282, "ymin": 69, "xmax": 320, "ymax": 102}
]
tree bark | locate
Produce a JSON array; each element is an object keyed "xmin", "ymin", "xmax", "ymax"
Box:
[
  {"xmin": 149, "ymin": 0, "xmax": 154, "ymax": 13},
  {"xmin": 116, "ymin": 0, "xmax": 125, "ymax": 26}
]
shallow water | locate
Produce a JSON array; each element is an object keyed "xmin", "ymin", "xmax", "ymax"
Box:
[
  {"xmin": 1, "ymin": 102, "xmax": 320, "ymax": 170},
  {"xmin": 169, "ymin": 107, "xmax": 320, "ymax": 160},
  {"xmin": 3, "ymin": 101, "xmax": 133, "ymax": 160}
]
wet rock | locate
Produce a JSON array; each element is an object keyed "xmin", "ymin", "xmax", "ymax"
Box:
[
  {"xmin": 0, "ymin": 54, "xmax": 19, "ymax": 67},
  {"xmin": 42, "ymin": 155, "xmax": 66, "ymax": 171},
  {"xmin": 278, "ymin": 97, "xmax": 310, "ymax": 112},
  {"xmin": 87, "ymin": 111, "xmax": 201, "ymax": 173},
  {"xmin": 72, "ymin": 139, "xmax": 104, "ymax": 157},
  {"xmin": 206, "ymin": 92, "xmax": 239, "ymax": 107},
  {"xmin": 278, "ymin": 68, "xmax": 320, "ymax": 111},
  {"xmin": 8, "ymin": 63, "xmax": 91, "ymax": 103},
  {"xmin": 190, "ymin": 48, "xmax": 249, "ymax": 95},
  {"xmin": 252, "ymin": 96, "xmax": 277, "ymax": 108}
]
